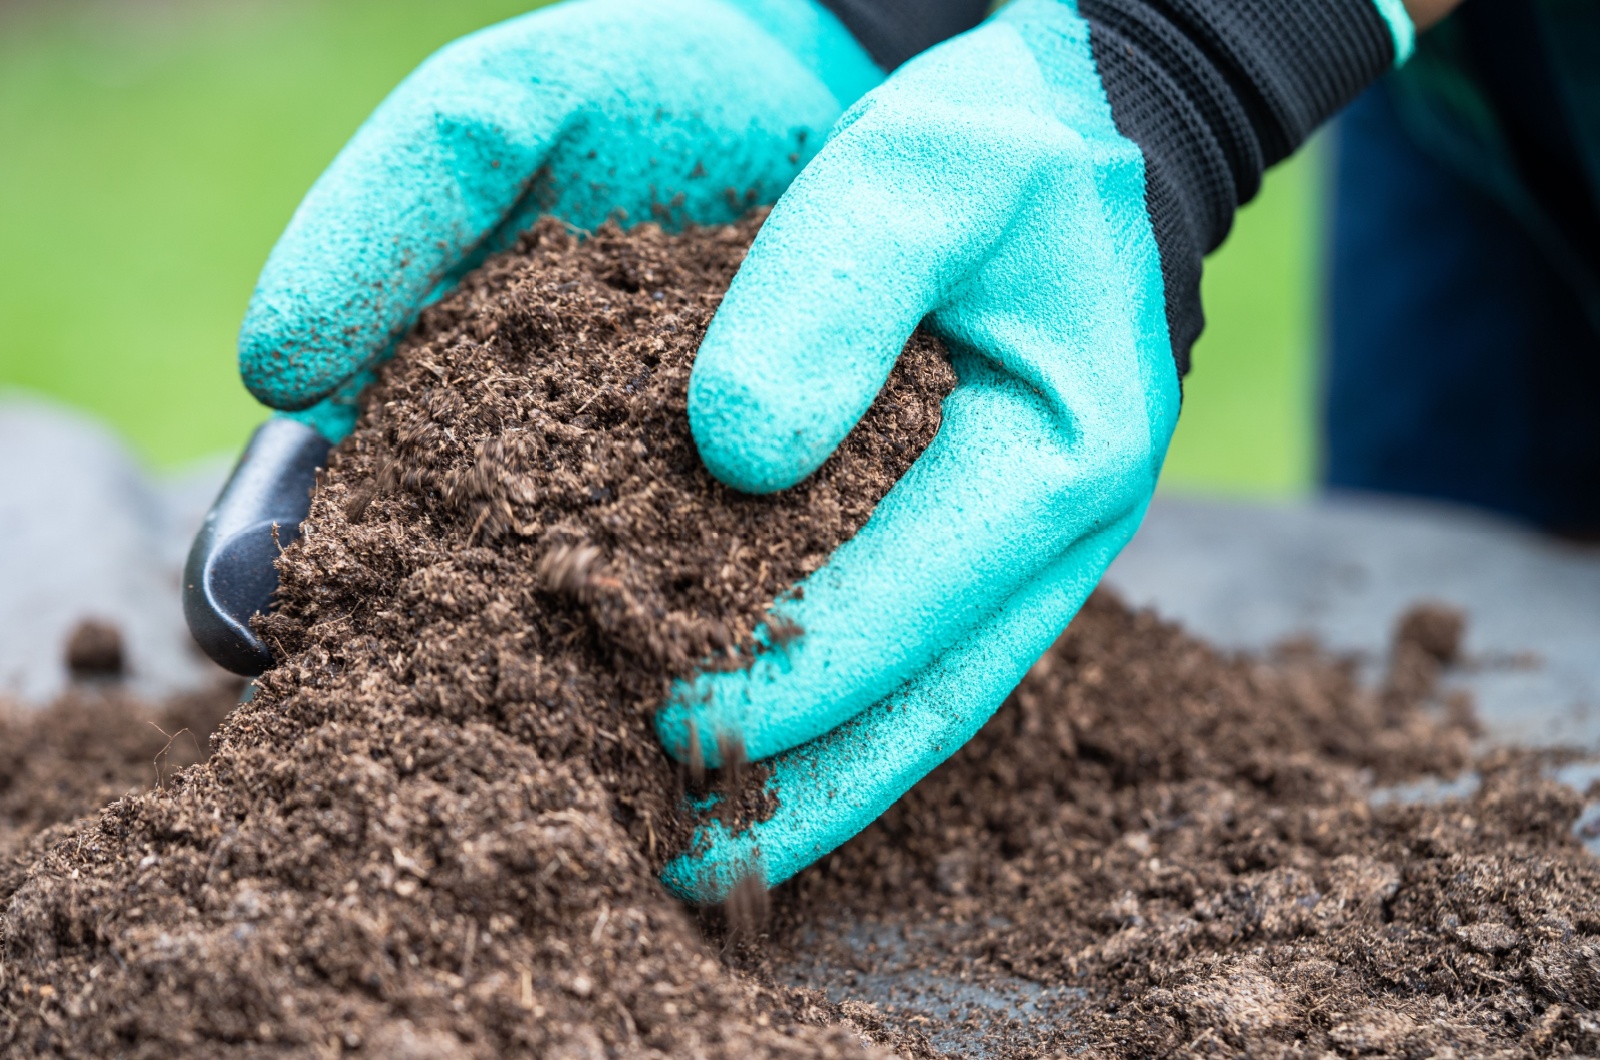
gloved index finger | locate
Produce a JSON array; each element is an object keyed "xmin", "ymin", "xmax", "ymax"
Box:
[{"xmin": 239, "ymin": 13, "xmax": 571, "ymax": 413}]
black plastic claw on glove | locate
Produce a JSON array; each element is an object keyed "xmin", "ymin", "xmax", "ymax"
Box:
[{"xmin": 183, "ymin": 417, "xmax": 330, "ymax": 676}]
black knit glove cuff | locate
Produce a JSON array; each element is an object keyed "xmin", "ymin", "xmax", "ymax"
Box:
[
  {"xmin": 1081, "ymin": 0, "xmax": 1403, "ymax": 374},
  {"xmin": 819, "ymin": 0, "xmax": 991, "ymax": 70}
]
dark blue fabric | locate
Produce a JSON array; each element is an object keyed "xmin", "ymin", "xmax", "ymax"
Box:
[{"xmin": 1323, "ymin": 82, "xmax": 1600, "ymax": 535}]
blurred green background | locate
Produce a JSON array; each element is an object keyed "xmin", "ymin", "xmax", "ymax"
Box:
[{"xmin": 0, "ymin": 0, "xmax": 1321, "ymax": 493}]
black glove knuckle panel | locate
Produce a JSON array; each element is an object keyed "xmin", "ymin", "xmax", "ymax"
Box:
[
  {"xmin": 818, "ymin": 0, "xmax": 992, "ymax": 70},
  {"xmin": 1080, "ymin": 0, "xmax": 1395, "ymax": 374}
]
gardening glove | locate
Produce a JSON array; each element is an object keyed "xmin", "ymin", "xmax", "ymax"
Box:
[
  {"xmin": 236, "ymin": 0, "xmax": 996, "ymax": 441},
  {"xmin": 657, "ymin": 0, "xmax": 1416, "ymax": 902}
]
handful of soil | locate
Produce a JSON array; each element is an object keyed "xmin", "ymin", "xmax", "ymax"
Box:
[
  {"xmin": 5, "ymin": 215, "xmax": 1600, "ymax": 1059},
  {"xmin": 0, "ymin": 214, "xmax": 954, "ymax": 1059}
]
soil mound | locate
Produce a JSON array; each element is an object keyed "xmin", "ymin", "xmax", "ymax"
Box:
[
  {"xmin": 747, "ymin": 598, "xmax": 1600, "ymax": 1057},
  {"xmin": 0, "ymin": 215, "xmax": 951, "ymax": 1059},
  {"xmin": 3, "ymin": 217, "xmax": 1598, "ymax": 1059},
  {"xmin": 0, "ymin": 679, "xmax": 237, "ymax": 879}
]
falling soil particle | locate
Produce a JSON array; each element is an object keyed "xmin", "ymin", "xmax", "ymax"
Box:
[
  {"xmin": 3, "ymin": 216, "xmax": 1599, "ymax": 1059},
  {"xmin": 1393, "ymin": 601, "xmax": 1466, "ymax": 666}
]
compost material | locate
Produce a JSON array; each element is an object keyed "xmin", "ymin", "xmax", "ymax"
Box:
[
  {"xmin": 0, "ymin": 214, "xmax": 951, "ymax": 1060},
  {"xmin": 3, "ymin": 216, "xmax": 1600, "ymax": 1059},
  {"xmin": 741, "ymin": 597, "xmax": 1600, "ymax": 1057},
  {"xmin": 0, "ymin": 679, "xmax": 236, "ymax": 876}
]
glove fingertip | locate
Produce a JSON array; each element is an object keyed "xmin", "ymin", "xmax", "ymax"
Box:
[
  {"xmin": 659, "ymin": 825, "xmax": 768, "ymax": 905},
  {"xmin": 654, "ymin": 700, "xmax": 721, "ymax": 770},
  {"xmin": 687, "ymin": 357, "xmax": 832, "ymax": 495},
  {"xmin": 239, "ymin": 303, "xmax": 339, "ymax": 413}
]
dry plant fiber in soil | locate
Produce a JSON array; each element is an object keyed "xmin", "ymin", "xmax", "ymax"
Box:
[{"xmin": 4, "ymin": 216, "xmax": 1600, "ymax": 1059}]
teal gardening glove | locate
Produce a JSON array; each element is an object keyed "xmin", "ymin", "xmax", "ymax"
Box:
[
  {"xmin": 238, "ymin": 0, "xmax": 895, "ymax": 440},
  {"xmin": 657, "ymin": 0, "xmax": 1416, "ymax": 901}
]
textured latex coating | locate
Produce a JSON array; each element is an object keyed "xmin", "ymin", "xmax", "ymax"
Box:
[
  {"xmin": 660, "ymin": 0, "xmax": 1181, "ymax": 903},
  {"xmin": 238, "ymin": 0, "xmax": 882, "ymax": 435},
  {"xmin": 659, "ymin": 507, "xmax": 1147, "ymax": 901}
]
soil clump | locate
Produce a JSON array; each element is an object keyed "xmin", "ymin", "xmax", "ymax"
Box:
[
  {"xmin": 3, "ymin": 217, "xmax": 1600, "ymax": 1058},
  {"xmin": 63, "ymin": 618, "xmax": 127, "ymax": 679}
]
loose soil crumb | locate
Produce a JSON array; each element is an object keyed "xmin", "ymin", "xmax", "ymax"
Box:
[
  {"xmin": 63, "ymin": 618, "xmax": 126, "ymax": 679},
  {"xmin": 1393, "ymin": 601, "xmax": 1466, "ymax": 666},
  {"xmin": 3, "ymin": 218, "xmax": 1599, "ymax": 1059}
]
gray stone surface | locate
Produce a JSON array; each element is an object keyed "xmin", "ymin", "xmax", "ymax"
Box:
[
  {"xmin": 0, "ymin": 392, "xmax": 231, "ymax": 706},
  {"xmin": 778, "ymin": 916, "xmax": 1085, "ymax": 1053}
]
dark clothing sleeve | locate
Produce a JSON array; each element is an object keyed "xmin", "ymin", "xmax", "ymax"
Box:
[
  {"xmin": 1080, "ymin": 0, "xmax": 1398, "ymax": 373},
  {"xmin": 821, "ymin": 0, "xmax": 1403, "ymax": 376},
  {"xmin": 1326, "ymin": 82, "xmax": 1600, "ymax": 535}
]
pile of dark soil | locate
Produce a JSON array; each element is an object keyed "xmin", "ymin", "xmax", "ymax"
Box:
[
  {"xmin": 3, "ymin": 216, "xmax": 1598, "ymax": 1059},
  {"xmin": 0, "ymin": 215, "xmax": 949, "ymax": 1059},
  {"xmin": 0, "ymin": 678, "xmax": 236, "ymax": 876},
  {"xmin": 747, "ymin": 597, "xmax": 1600, "ymax": 1057}
]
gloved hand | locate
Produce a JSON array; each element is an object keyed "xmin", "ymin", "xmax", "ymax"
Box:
[
  {"xmin": 657, "ymin": 0, "xmax": 1412, "ymax": 902},
  {"xmin": 237, "ymin": 0, "xmax": 884, "ymax": 442},
  {"xmin": 655, "ymin": 1, "xmax": 1181, "ymax": 903}
]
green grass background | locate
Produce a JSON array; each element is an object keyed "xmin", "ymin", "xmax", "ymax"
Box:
[{"xmin": 0, "ymin": 0, "xmax": 1320, "ymax": 493}]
